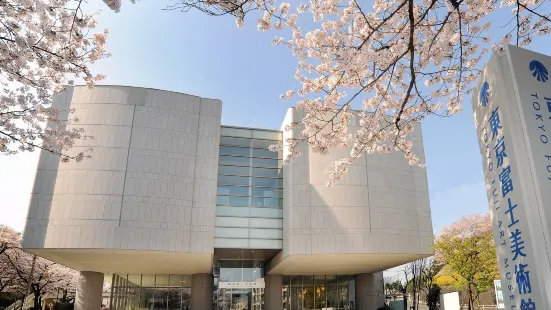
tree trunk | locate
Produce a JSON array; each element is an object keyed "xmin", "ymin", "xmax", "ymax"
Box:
[
  {"xmin": 470, "ymin": 286, "xmax": 476, "ymax": 310},
  {"xmin": 31, "ymin": 284, "xmax": 41, "ymax": 310}
]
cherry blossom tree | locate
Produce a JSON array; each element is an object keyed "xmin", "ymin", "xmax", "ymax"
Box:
[
  {"xmin": 438, "ymin": 212, "xmax": 492, "ymax": 239},
  {"xmin": 5, "ymin": 249, "xmax": 79, "ymax": 310},
  {"xmin": 166, "ymin": 0, "xmax": 551, "ymax": 185},
  {"xmin": 0, "ymin": 225, "xmax": 79, "ymax": 308},
  {"xmin": 434, "ymin": 213, "xmax": 498, "ymax": 310},
  {"xmin": 0, "ymin": 225, "xmax": 20, "ymax": 256},
  {"xmin": 1, "ymin": 0, "xmax": 110, "ymax": 161},
  {"xmin": 0, "ymin": 225, "xmax": 20, "ymax": 293}
]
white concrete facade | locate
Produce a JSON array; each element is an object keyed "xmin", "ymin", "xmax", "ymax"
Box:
[
  {"xmin": 22, "ymin": 86, "xmax": 222, "ymax": 274},
  {"xmin": 268, "ymin": 109, "xmax": 433, "ymax": 275},
  {"xmin": 21, "ymin": 86, "xmax": 433, "ymax": 310}
]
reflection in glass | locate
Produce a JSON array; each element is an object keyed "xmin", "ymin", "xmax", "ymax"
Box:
[
  {"xmin": 251, "ymin": 158, "xmax": 279, "ymax": 168},
  {"xmin": 217, "ymin": 129, "xmax": 283, "ymax": 222},
  {"xmin": 314, "ymin": 276, "xmax": 326, "ymax": 310},
  {"xmin": 282, "ymin": 276, "xmax": 290, "ymax": 310},
  {"xmin": 251, "ymin": 139, "xmax": 275, "ymax": 149},
  {"xmin": 303, "ymin": 276, "xmax": 314, "ymax": 310},
  {"xmin": 217, "ymin": 196, "xmax": 250, "ymax": 207},
  {"xmin": 326, "ymin": 276, "xmax": 338, "ymax": 309},
  {"xmin": 251, "ymin": 197, "xmax": 282, "ymax": 208},
  {"xmin": 219, "ymin": 156, "xmax": 250, "ymax": 166},
  {"xmin": 283, "ymin": 275, "xmax": 352, "ymax": 310},
  {"xmin": 153, "ymin": 288, "xmax": 167, "ymax": 310},
  {"xmin": 220, "ymin": 127, "xmax": 253, "ymax": 138},
  {"xmin": 290, "ymin": 276, "xmax": 303, "ymax": 310},
  {"xmin": 251, "ymin": 178, "xmax": 281, "ymax": 188},
  {"xmin": 110, "ymin": 275, "xmax": 192, "ymax": 310},
  {"xmin": 220, "ymin": 146, "xmax": 251, "ymax": 157},
  {"xmin": 251, "ymin": 167, "xmax": 280, "ymax": 178},
  {"xmin": 250, "ymin": 188, "xmax": 281, "ymax": 198},
  {"xmin": 220, "ymin": 136, "xmax": 252, "ymax": 147},
  {"xmin": 156, "ymin": 275, "xmax": 170, "ymax": 287},
  {"xmin": 142, "ymin": 288, "xmax": 156, "ymax": 310},
  {"xmin": 169, "ymin": 275, "xmax": 183, "ymax": 287},
  {"xmin": 218, "ymin": 175, "xmax": 250, "ymax": 186},
  {"xmin": 167, "ymin": 288, "xmax": 182, "ymax": 310},
  {"xmin": 217, "ymin": 186, "xmax": 249, "ymax": 197},
  {"xmin": 252, "ymin": 130, "xmax": 280, "ymax": 140},
  {"xmin": 251, "ymin": 148, "xmax": 279, "ymax": 159},
  {"xmin": 218, "ymin": 165, "xmax": 251, "ymax": 176},
  {"xmin": 338, "ymin": 277, "xmax": 350, "ymax": 310}
]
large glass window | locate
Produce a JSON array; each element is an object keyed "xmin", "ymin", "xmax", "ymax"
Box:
[
  {"xmin": 251, "ymin": 197, "xmax": 282, "ymax": 208},
  {"xmin": 217, "ymin": 196, "xmax": 250, "ymax": 207},
  {"xmin": 338, "ymin": 276, "xmax": 350, "ymax": 310},
  {"xmin": 326, "ymin": 276, "xmax": 338, "ymax": 310},
  {"xmin": 220, "ymin": 146, "xmax": 250, "ymax": 157},
  {"xmin": 251, "ymin": 167, "xmax": 281, "ymax": 178},
  {"xmin": 314, "ymin": 276, "xmax": 326, "ymax": 310},
  {"xmin": 282, "ymin": 275, "xmax": 352, "ymax": 310},
  {"xmin": 110, "ymin": 275, "xmax": 192, "ymax": 310},
  {"xmin": 219, "ymin": 155, "xmax": 250, "ymax": 166},
  {"xmin": 251, "ymin": 188, "xmax": 281, "ymax": 199},
  {"xmin": 303, "ymin": 276, "xmax": 314, "ymax": 310},
  {"xmin": 217, "ymin": 127, "xmax": 283, "ymax": 211},
  {"xmin": 290, "ymin": 276, "xmax": 303, "ymax": 310}
]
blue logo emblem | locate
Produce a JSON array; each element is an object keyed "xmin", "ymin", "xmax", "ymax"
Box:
[
  {"xmin": 529, "ymin": 60, "xmax": 548, "ymax": 82},
  {"xmin": 480, "ymin": 82, "xmax": 490, "ymax": 107}
]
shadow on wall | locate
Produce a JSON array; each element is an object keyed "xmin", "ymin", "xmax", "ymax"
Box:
[{"xmin": 22, "ymin": 88, "xmax": 74, "ymax": 248}]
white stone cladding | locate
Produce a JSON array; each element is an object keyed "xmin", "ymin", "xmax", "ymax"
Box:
[
  {"xmin": 267, "ymin": 108, "xmax": 433, "ymax": 275},
  {"xmin": 22, "ymin": 86, "xmax": 221, "ymax": 268}
]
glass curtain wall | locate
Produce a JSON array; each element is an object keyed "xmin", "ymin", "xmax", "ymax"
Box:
[
  {"xmin": 110, "ymin": 275, "xmax": 191, "ymax": 310},
  {"xmin": 215, "ymin": 259, "xmax": 265, "ymax": 310},
  {"xmin": 282, "ymin": 276, "xmax": 352, "ymax": 310},
  {"xmin": 217, "ymin": 127, "xmax": 283, "ymax": 211}
]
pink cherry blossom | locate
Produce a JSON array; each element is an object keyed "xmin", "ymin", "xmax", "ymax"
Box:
[
  {"xmin": 1, "ymin": 0, "xmax": 111, "ymax": 161},
  {"xmin": 169, "ymin": 0, "xmax": 551, "ymax": 185}
]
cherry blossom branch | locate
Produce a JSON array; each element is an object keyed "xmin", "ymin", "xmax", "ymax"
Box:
[{"xmin": 171, "ymin": 0, "xmax": 551, "ymax": 184}]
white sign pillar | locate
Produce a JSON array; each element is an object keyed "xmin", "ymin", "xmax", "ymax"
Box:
[{"xmin": 472, "ymin": 45, "xmax": 551, "ymax": 309}]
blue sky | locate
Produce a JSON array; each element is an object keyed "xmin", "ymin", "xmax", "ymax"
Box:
[{"xmin": 0, "ymin": 0, "xmax": 548, "ymax": 236}]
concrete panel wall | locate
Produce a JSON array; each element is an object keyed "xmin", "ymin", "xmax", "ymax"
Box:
[
  {"xmin": 280, "ymin": 108, "xmax": 433, "ymax": 257},
  {"xmin": 22, "ymin": 86, "xmax": 221, "ymax": 254}
]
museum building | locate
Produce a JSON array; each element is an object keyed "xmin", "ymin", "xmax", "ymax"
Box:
[{"xmin": 21, "ymin": 86, "xmax": 433, "ymax": 310}]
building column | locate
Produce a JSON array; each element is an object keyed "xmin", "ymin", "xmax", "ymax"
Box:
[
  {"xmin": 192, "ymin": 273, "xmax": 214, "ymax": 310},
  {"xmin": 354, "ymin": 273, "xmax": 384, "ymax": 310},
  {"xmin": 264, "ymin": 274, "xmax": 282, "ymax": 310},
  {"xmin": 75, "ymin": 271, "xmax": 104, "ymax": 310}
]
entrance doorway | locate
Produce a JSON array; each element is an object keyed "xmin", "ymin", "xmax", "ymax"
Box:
[{"xmin": 216, "ymin": 288, "xmax": 263, "ymax": 310}]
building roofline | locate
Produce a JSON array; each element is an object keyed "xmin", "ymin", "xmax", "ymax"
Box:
[
  {"xmin": 221, "ymin": 124, "xmax": 282, "ymax": 133},
  {"xmin": 70, "ymin": 84, "xmax": 221, "ymax": 102}
]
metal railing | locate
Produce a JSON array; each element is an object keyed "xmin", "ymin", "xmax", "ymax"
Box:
[
  {"xmin": 3, "ymin": 294, "xmax": 35, "ymax": 310},
  {"xmin": 4, "ymin": 300, "xmax": 22, "ymax": 310}
]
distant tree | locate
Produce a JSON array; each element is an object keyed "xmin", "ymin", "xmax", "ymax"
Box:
[
  {"xmin": 421, "ymin": 258, "xmax": 443, "ymax": 309},
  {"xmin": 0, "ymin": 225, "xmax": 20, "ymax": 293},
  {"xmin": 0, "ymin": 224, "xmax": 79, "ymax": 310},
  {"xmin": 384, "ymin": 278, "xmax": 403, "ymax": 297},
  {"xmin": 426, "ymin": 284, "xmax": 441, "ymax": 310},
  {"xmin": 411, "ymin": 259, "xmax": 427, "ymax": 310},
  {"xmin": 0, "ymin": 225, "xmax": 20, "ymax": 256},
  {"xmin": 434, "ymin": 214, "xmax": 498, "ymax": 310}
]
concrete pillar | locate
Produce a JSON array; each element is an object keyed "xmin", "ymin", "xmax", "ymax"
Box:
[
  {"xmin": 192, "ymin": 273, "xmax": 213, "ymax": 310},
  {"xmin": 264, "ymin": 274, "xmax": 282, "ymax": 310},
  {"xmin": 75, "ymin": 271, "xmax": 104, "ymax": 310},
  {"xmin": 354, "ymin": 273, "xmax": 384, "ymax": 310}
]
